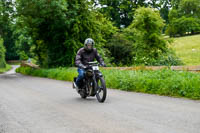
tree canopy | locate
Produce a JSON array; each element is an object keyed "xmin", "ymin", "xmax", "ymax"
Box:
[
  {"xmin": 0, "ymin": 0, "xmax": 19, "ymax": 60},
  {"xmin": 166, "ymin": 0, "xmax": 200, "ymax": 36},
  {"xmin": 15, "ymin": 0, "xmax": 116, "ymax": 67},
  {"xmin": 0, "ymin": 0, "xmax": 195, "ymax": 67}
]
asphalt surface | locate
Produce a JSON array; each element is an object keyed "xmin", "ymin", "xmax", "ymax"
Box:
[{"xmin": 0, "ymin": 66, "xmax": 200, "ymax": 133}]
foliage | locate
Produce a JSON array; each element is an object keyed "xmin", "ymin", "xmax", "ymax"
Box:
[
  {"xmin": 95, "ymin": 0, "xmax": 147, "ymax": 28},
  {"xmin": 94, "ymin": 0, "xmax": 172, "ymax": 28},
  {"xmin": 103, "ymin": 69, "xmax": 200, "ymax": 100},
  {"xmin": 106, "ymin": 7, "xmax": 181, "ymax": 66},
  {"xmin": 106, "ymin": 33, "xmax": 134, "ymax": 66},
  {"xmin": 13, "ymin": 26, "xmax": 33, "ymax": 60},
  {"xmin": 16, "ymin": 0, "xmax": 116, "ymax": 68},
  {"xmin": 16, "ymin": 66, "xmax": 77, "ymax": 81},
  {"xmin": 166, "ymin": 16, "xmax": 200, "ymax": 36},
  {"xmin": 125, "ymin": 7, "xmax": 170, "ymax": 65},
  {"xmin": 16, "ymin": 66, "xmax": 200, "ymax": 100},
  {"xmin": 147, "ymin": 0, "xmax": 172, "ymax": 24},
  {"xmin": 19, "ymin": 51, "xmax": 29, "ymax": 60},
  {"xmin": 179, "ymin": 0, "xmax": 200, "ymax": 18},
  {"xmin": 142, "ymin": 48, "xmax": 183, "ymax": 66},
  {"xmin": 166, "ymin": 0, "xmax": 200, "ymax": 36},
  {"xmin": 16, "ymin": 0, "xmax": 69, "ymax": 67},
  {"xmin": 0, "ymin": 64, "xmax": 11, "ymax": 73},
  {"xmin": 0, "ymin": 0, "xmax": 19, "ymax": 60},
  {"xmin": 0, "ymin": 38, "xmax": 6, "ymax": 68}
]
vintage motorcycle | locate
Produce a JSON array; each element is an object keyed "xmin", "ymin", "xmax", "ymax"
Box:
[{"xmin": 73, "ymin": 61, "xmax": 107, "ymax": 103}]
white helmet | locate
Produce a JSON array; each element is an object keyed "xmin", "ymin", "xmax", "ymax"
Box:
[{"xmin": 84, "ymin": 38, "xmax": 95, "ymax": 51}]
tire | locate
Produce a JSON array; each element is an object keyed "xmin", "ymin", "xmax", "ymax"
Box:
[
  {"xmin": 96, "ymin": 77, "xmax": 107, "ymax": 103},
  {"xmin": 80, "ymin": 89, "xmax": 87, "ymax": 99}
]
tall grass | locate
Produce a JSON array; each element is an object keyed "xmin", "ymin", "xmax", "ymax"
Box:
[
  {"xmin": 102, "ymin": 69, "xmax": 200, "ymax": 99},
  {"xmin": 16, "ymin": 67, "xmax": 77, "ymax": 81},
  {"xmin": 16, "ymin": 66, "xmax": 200, "ymax": 100}
]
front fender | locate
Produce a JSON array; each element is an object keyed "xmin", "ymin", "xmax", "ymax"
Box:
[{"xmin": 96, "ymin": 71, "xmax": 103, "ymax": 78}]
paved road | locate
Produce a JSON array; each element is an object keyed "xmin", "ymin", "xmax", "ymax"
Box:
[{"xmin": 0, "ymin": 66, "xmax": 200, "ymax": 133}]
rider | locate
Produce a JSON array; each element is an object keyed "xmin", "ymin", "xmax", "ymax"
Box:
[{"xmin": 74, "ymin": 38, "xmax": 106, "ymax": 89}]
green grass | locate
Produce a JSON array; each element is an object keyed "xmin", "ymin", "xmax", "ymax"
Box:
[
  {"xmin": 0, "ymin": 64, "xmax": 12, "ymax": 73},
  {"xmin": 172, "ymin": 34, "xmax": 200, "ymax": 65},
  {"xmin": 16, "ymin": 67, "xmax": 77, "ymax": 81},
  {"xmin": 16, "ymin": 66, "xmax": 200, "ymax": 100}
]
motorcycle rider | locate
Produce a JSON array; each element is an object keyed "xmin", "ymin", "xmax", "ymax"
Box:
[{"xmin": 74, "ymin": 38, "xmax": 106, "ymax": 89}]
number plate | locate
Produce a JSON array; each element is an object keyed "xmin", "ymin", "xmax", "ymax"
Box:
[{"xmin": 92, "ymin": 66, "xmax": 99, "ymax": 70}]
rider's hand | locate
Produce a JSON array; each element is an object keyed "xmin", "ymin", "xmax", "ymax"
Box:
[
  {"xmin": 78, "ymin": 64, "xmax": 87, "ymax": 69},
  {"xmin": 100, "ymin": 62, "xmax": 106, "ymax": 67}
]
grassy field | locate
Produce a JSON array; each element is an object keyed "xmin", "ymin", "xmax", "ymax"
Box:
[
  {"xmin": 172, "ymin": 34, "xmax": 200, "ymax": 65},
  {"xmin": 0, "ymin": 64, "xmax": 12, "ymax": 73}
]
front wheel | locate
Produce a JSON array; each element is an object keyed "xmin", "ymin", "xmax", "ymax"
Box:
[{"xmin": 96, "ymin": 77, "xmax": 107, "ymax": 103}]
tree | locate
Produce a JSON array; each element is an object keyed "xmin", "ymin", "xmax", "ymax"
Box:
[
  {"xmin": 0, "ymin": 38, "xmax": 6, "ymax": 68},
  {"xmin": 106, "ymin": 7, "xmax": 181, "ymax": 66},
  {"xmin": 13, "ymin": 26, "xmax": 33, "ymax": 60},
  {"xmin": 16, "ymin": 0, "xmax": 116, "ymax": 68},
  {"xmin": 171, "ymin": 0, "xmax": 181, "ymax": 9},
  {"xmin": 0, "ymin": 0, "xmax": 19, "ymax": 60},
  {"xmin": 179, "ymin": 0, "xmax": 200, "ymax": 18},
  {"xmin": 94, "ymin": 0, "xmax": 173, "ymax": 28},
  {"xmin": 16, "ymin": 0, "xmax": 69, "ymax": 67},
  {"xmin": 166, "ymin": 0, "xmax": 200, "ymax": 36},
  {"xmin": 96, "ymin": 0, "xmax": 147, "ymax": 28},
  {"xmin": 106, "ymin": 33, "xmax": 134, "ymax": 66},
  {"xmin": 149, "ymin": 0, "xmax": 172, "ymax": 24},
  {"xmin": 126, "ymin": 7, "xmax": 168, "ymax": 65},
  {"xmin": 166, "ymin": 16, "xmax": 200, "ymax": 36}
]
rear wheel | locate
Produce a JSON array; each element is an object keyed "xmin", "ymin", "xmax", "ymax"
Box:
[
  {"xmin": 96, "ymin": 77, "xmax": 107, "ymax": 103},
  {"xmin": 80, "ymin": 89, "xmax": 87, "ymax": 99}
]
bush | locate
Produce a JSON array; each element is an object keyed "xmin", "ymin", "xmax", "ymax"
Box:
[
  {"xmin": 125, "ymin": 7, "xmax": 173, "ymax": 65},
  {"xmin": 106, "ymin": 33, "xmax": 134, "ymax": 66},
  {"xmin": 19, "ymin": 51, "xmax": 29, "ymax": 60},
  {"xmin": 138, "ymin": 48, "xmax": 183, "ymax": 66}
]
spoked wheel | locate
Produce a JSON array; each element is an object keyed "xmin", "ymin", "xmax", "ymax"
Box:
[{"xmin": 96, "ymin": 77, "xmax": 107, "ymax": 103}]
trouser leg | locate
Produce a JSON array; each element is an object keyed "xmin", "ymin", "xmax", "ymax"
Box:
[{"xmin": 75, "ymin": 68, "xmax": 85, "ymax": 88}]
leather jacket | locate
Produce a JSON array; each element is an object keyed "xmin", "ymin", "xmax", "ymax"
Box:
[{"xmin": 75, "ymin": 48, "xmax": 104, "ymax": 68}]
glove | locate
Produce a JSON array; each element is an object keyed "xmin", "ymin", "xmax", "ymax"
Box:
[
  {"xmin": 100, "ymin": 62, "xmax": 106, "ymax": 67},
  {"xmin": 78, "ymin": 64, "xmax": 87, "ymax": 69}
]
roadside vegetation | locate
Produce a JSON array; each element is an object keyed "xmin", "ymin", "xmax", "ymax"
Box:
[
  {"xmin": 0, "ymin": 64, "xmax": 11, "ymax": 73},
  {"xmin": 2, "ymin": 0, "xmax": 200, "ymax": 100},
  {"xmin": 16, "ymin": 66, "xmax": 200, "ymax": 100}
]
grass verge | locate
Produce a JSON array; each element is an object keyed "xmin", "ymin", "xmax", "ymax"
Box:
[
  {"xmin": 16, "ymin": 66, "xmax": 200, "ymax": 100},
  {"xmin": 0, "ymin": 64, "xmax": 12, "ymax": 73}
]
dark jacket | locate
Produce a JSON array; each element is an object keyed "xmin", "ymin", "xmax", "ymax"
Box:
[{"xmin": 75, "ymin": 48, "xmax": 104, "ymax": 68}]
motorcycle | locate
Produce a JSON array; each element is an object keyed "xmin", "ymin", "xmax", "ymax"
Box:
[{"xmin": 73, "ymin": 61, "xmax": 107, "ymax": 103}]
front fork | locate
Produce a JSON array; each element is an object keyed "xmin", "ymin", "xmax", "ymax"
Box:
[{"xmin": 84, "ymin": 71, "xmax": 103, "ymax": 96}]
